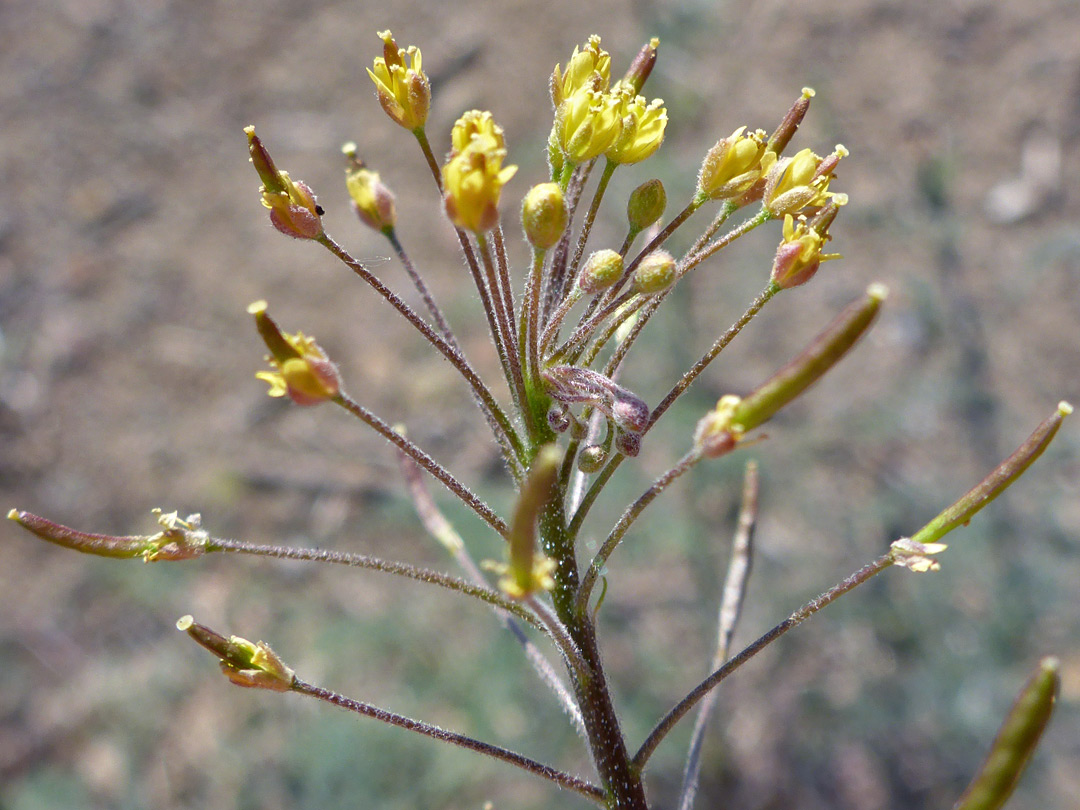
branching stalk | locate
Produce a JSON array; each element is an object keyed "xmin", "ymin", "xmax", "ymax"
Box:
[
  {"xmin": 333, "ymin": 391, "xmax": 509, "ymax": 538},
  {"xmin": 677, "ymin": 460, "xmax": 759, "ymax": 810},
  {"xmin": 208, "ymin": 536, "xmax": 544, "ymax": 629},
  {"xmin": 575, "ymin": 448, "xmax": 705, "ymax": 616},
  {"xmin": 292, "ymin": 678, "xmax": 606, "ymax": 803},
  {"xmin": 633, "ymin": 552, "xmax": 896, "ymax": 770},
  {"xmin": 647, "ymin": 283, "xmax": 780, "ymax": 432},
  {"xmin": 318, "ymin": 234, "xmax": 524, "ymax": 465}
]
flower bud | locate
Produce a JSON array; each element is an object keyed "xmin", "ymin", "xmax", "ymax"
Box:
[
  {"xmin": 578, "ymin": 249, "xmax": 624, "ymax": 293},
  {"xmin": 627, "ymin": 179, "xmax": 666, "ymax": 232},
  {"xmin": 367, "ymin": 30, "xmax": 430, "ymax": 131},
  {"xmin": 631, "ymin": 250, "xmax": 676, "ymax": 295},
  {"xmin": 577, "ymin": 445, "xmax": 608, "ymax": 473},
  {"xmin": 541, "ymin": 365, "xmax": 650, "ymax": 439},
  {"xmin": 615, "ymin": 431, "xmax": 641, "ymax": 457},
  {"xmin": 522, "ymin": 183, "xmax": 566, "ymax": 250},
  {"xmin": 343, "ymin": 145, "xmax": 396, "ymax": 232},
  {"xmin": 548, "ymin": 405, "xmax": 571, "ymax": 433}
]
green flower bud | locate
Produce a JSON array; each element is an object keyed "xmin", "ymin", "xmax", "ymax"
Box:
[
  {"xmin": 578, "ymin": 249, "xmax": 624, "ymax": 293},
  {"xmin": 631, "ymin": 250, "xmax": 676, "ymax": 295},
  {"xmin": 577, "ymin": 445, "xmax": 608, "ymax": 473},
  {"xmin": 627, "ymin": 178, "xmax": 666, "ymax": 232},
  {"xmin": 522, "ymin": 182, "xmax": 566, "ymax": 250}
]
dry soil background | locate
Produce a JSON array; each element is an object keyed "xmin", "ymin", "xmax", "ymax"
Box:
[{"xmin": 1, "ymin": 1, "xmax": 1078, "ymax": 809}]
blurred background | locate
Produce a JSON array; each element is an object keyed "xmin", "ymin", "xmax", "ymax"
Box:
[{"xmin": 1, "ymin": 0, "xmax": 1078, "ymax": 808}]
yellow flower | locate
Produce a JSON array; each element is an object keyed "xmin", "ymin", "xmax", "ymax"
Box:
[
  {"xmin": 245, "ymin": 126, "xmax": 323, "ymax": 240},
  {"xmin": 763, "ymin": 144, "xmax": 848, "ymax": 217},
  {"xmin": 248, "ymin": 301, "xmax": 341, "ymax": 406},
  {"xmin": 697, "ymin": 126, "xmax": 769, "ymax": 201},
  {"xmin": 550, "ymin": 35, "xmax": 610, "ymax": 108},
  {"xmin": 556, "ymin": 88, "xmax": 623, "ymax": 164},
  {"xmin": 450, "ymin": 110, "xmax": 507, "ymax": 156},
  {"xmin": 442, "ymin": 118, "xmax": 518, "ymax": 233},
  {"xmin": 366, "ymin": 30, "xmax": 430, "ymax": 131},
  {"xmin": 770, "ymin": 214, "xmax": 841, "ymax": 289},
  {"xmin": 606, "ymin": 91, "xmax": 667, "ymax": 165}
]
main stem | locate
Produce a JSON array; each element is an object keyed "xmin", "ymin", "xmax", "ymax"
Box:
[{"xmin": 542, "ymin": 500, "xmax": 648, "ymax": 809}]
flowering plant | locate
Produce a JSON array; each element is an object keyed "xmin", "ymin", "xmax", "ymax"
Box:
[{"xmin": 10, "ymin": 32, "xmax": 1070, "ymax": 810}]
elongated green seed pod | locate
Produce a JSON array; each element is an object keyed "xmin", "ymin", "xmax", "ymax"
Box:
[
  {"xmin": 730, "ymin": 283, "xmax": 886, "ymax": 432},
  {"xmin": 953, "ymin": 657, "xmax": 1060, "ymax": 810},
  {"xmin": 913, "ymin": 402, "xmax": 1072, "ymax": 546}
]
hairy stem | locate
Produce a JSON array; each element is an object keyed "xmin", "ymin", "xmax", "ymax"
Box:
[
  {"xmin": 678, "ymin": 460, "xmax": 758, "ymax": 810},
  {"xmin": 334, "ymin": 391, "xmax": 509, "ymax": 539},
  {"xmin": 318, "ymin": 234, "xmax": 524, "ymax": 466},
  {"xmin": 207, "ymin": 537, "xmax": 545, "ymax": 632},
  {"xmin": 385, "ymin": 228, "xmax": 458, "ymax": 349},
  {"xmin": 634, "ymin": 552, "xmax": 896, "ymax": 770},
  {"xmin": 293, "ymin": 679, "xmax": 605, "ymax": 802},
  {"xmin": 560, "ymin": 159, "xmax": 618, "ymax": 303},
  {"xmin": 647, "ymin": 283, "xmax": 780, "ymax": 432},
  {"xmin": 576, "ymin": 449, "xmax": 704, "ymax": 617}
]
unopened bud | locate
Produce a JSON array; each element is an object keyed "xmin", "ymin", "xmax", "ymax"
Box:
[
  {"xmin": 578, "ymin": 249, "xmax": 624, "ymax": 293},
  {"xmin": 548, "ymin": 405, "xmax": 571, "ymax": 433},
  {"xmin": 578, "ymin": 445, "xmax": 608, "ymax": 473},
  {"xmin": 343, "ymin": 145, "xmax": 396, "ymax": 232},
  {"xmin": 615, "ymin": 431, "xmax": 641, "ymax": 457},
  {"xmin": 627, "ymin": 178, "xmax": 666, "ymax": 232},
  {"xmin": 522, "ymin": 183, "xmax": 566, "ymax": 250},
  {"xmin": 631, "ymin": 250, "xmax": 676, "ymax": 295}
]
